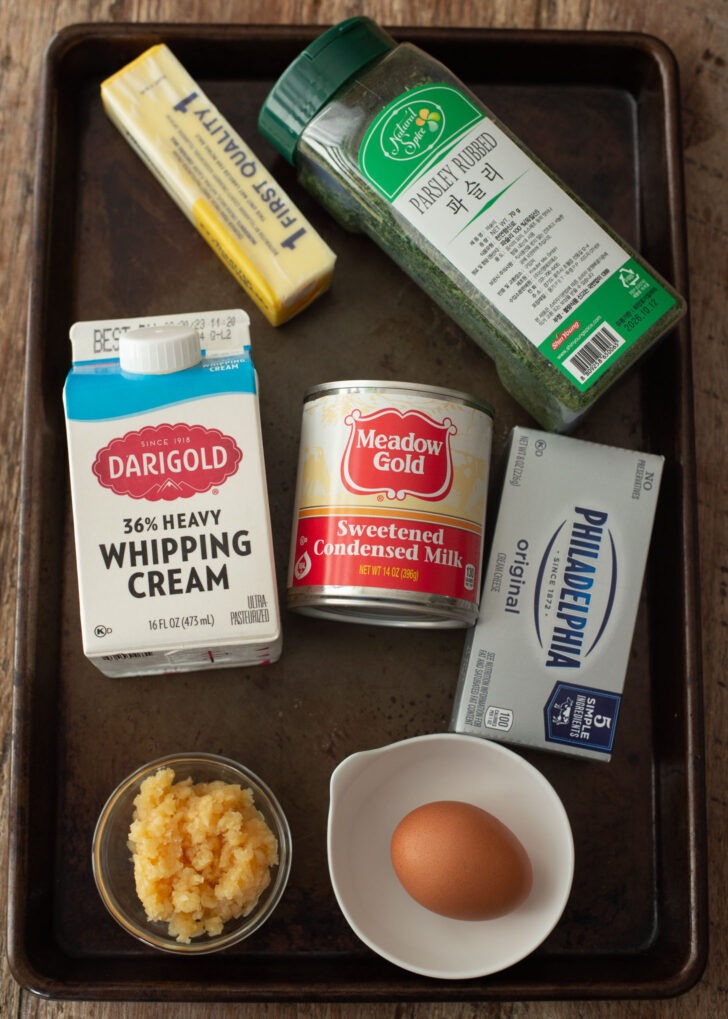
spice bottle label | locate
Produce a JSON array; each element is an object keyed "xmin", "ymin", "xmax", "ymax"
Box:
[{"xmin": 359, "ymin": 84, "xmax": 679, "ymax": 392}]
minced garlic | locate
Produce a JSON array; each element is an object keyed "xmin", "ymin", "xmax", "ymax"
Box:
[{"xmin": 128, "ymin": 767, "xmax": 278, "ymax": 943}]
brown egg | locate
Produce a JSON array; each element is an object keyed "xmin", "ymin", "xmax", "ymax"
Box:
[{"xmin": 390, "ymin": 800, "xmax": 533, "ymax": 920}]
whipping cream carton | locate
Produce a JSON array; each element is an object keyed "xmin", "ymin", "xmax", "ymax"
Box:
[
  {"xmin": 450, "ymin": 426, "xmax": 663, "ymax": 760},
  {"xmin": 63, "ymin": 308, "xmax": 281, "ymax": 677}
]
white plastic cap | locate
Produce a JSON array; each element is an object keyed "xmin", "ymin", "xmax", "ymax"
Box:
[{"xmin": 119, "ymin": 326, "xmax": 201, "ymax": 375}]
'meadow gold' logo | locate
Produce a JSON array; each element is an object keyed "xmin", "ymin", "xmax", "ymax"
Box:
[
  {"xmin": 93, "ymin": 423, "xmax": 242, "ymax": 501},
  {"xmin": 341, "ymin": 407, "xmax": 456, "ymax": 502}
]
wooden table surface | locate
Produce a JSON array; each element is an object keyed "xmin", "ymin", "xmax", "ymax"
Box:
[{"xmin": 2, "ymin": 1, "xmax": 725, "ymax": 1016}]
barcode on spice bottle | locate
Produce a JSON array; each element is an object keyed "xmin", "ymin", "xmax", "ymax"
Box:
[{"xmin": 564, "ymin": 325, "xmax": 624, "ymax": 382}]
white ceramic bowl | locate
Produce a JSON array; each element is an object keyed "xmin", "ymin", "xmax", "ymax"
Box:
[{"xmin": 327, "ymin": 733, "xmax": 574, "ymax": 980}]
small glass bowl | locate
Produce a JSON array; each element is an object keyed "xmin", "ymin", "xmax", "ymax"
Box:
[{"xmin": 92, "ymin": 752, "xmax": 292, "ymax": 954}]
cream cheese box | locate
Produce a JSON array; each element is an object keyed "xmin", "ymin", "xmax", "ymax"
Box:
[{"xmin": 450, "ymin": 426, "xmax": 664, "ymax": 760}]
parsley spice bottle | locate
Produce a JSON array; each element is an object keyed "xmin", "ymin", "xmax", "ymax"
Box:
[{"xmin": 258, "ymin": 17, "xmax": 685, "ymax": 432}]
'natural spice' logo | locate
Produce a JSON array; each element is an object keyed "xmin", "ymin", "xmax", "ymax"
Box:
[
  {"xmin": 360, "ymin": 84, "xmax": 483, "ymax": 201},
  {"xmin": 381, "ymin": 102, "xmax": 445, "ymax": 160}
]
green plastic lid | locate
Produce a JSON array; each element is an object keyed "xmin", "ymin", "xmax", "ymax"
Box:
[{"xmin": 258, "ymin": 17, "xmax": 395, "ymax": 164}]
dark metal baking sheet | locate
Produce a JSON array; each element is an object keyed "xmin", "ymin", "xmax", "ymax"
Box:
[{"xmin": 10, "ymin": 23, "xmax": 707, "ymax": 1001}]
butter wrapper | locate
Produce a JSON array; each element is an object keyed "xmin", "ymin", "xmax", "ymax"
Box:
[
  {"xmin": 450, "ymin": 427, "xmax": 663, "ymax": 761},
  {"xmin": 101, "ymin": 45, "xmax": 336, "ymax": 325}
]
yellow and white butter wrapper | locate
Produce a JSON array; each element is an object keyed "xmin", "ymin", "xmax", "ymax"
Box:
[{"xmin": 101, "ymin": 45, "xmax": 336, "ymax": 325}]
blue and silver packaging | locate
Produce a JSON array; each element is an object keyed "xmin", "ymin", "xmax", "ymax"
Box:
[{"xmin": 450, "ymin": 426, "xmax": 663, "ymax": 761}]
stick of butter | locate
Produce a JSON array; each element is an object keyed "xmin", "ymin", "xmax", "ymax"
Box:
[{"xmin": 101, "ymin": 45, "xmax": 336, "ymax": 326}]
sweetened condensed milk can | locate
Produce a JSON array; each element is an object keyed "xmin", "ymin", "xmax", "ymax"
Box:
[{"xmin": 288, "ymin": 381, "xmax": 493, "ymax": 626}]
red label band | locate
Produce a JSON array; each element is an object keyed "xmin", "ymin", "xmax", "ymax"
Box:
[{"xmin": 290, "ymin": 514, "xmax": 482, "ymax": 603}]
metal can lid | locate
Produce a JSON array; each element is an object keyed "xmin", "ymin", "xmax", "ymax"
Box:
[{"xmin": 302, "ymin": 379, "xmax": 495, "ymax": 418}]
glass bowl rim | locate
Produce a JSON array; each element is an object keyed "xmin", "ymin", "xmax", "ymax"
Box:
[{"xmin": 92, "ymin": 751, "xmax": 292, "ymax": 954}]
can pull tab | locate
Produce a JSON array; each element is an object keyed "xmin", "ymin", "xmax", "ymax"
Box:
[{"xmin": 120, "ymin": 326, "xmax": 201, "ymax": 375}]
